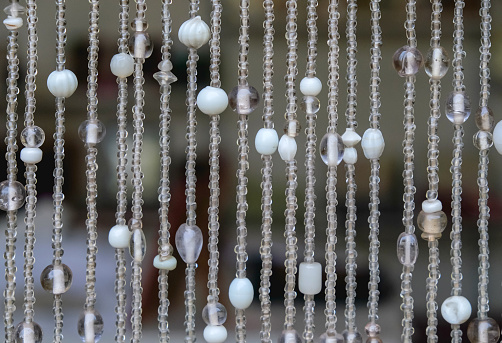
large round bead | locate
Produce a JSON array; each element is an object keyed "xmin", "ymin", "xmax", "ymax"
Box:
[
  {"xmin": 299, "ymin": 76, "xmax": 322, "ymax": 96},
  {"xmin": 228, "ymin": 85, "xmax": 260, "ymax": 115},
  {"xmin": 77, "ymin": 310, "xmax": 104, "ymax": 343},
  {"xmin": 47, "ymin": 69, "xmax": 78, "ymax": 98},
  {"xmin": 20, "ymin": 126, "xmax": 45, "ymax": 148},
  {"xmin": 15, "ymin": 321, "xmax": 42, "ymax": 343},
  {"xmin": 392, "ymin": 45, "xmax": 423, "ymax": 77},
  {"xmin": 197, "ymin": 86, "xmax": 228, "ymax": 115},
  {"xmin": 467, "ymin": 317, "xmax": 500, "ymax": 343},
  {"xmin": 78, "ymin": 119, "xmax": 106, "ymax": 145},
  {"xmin": 441, "ymin": 295, "xmax": 471, "ymax": 325},
  {"xmin": 202, "ymin": 302, "xmax": 227, "ymax": 326},
  {"xmin": 40, "ymin": 263, "xmax": 72, "ymax": 294},
  {"xmin": 0, "ymin": 180, "xmax": 26, "ymax": 211},
  {"xmin": 417, "ymin": 210, "xmax": 447, "ymax": 240},
  {"xmin": 445, "ymin": 91, "xmax": 471, "ymax": 124},
  {"xmin": 228, "ymin": 277, "xmax": 254, "ymax": 309},
  {"xmin": 203, "ymin": 325, "xmax": 227, "ymax": 343},
  {"xmin": 492, "ymin": 121, "xmax": 502, "ymax": 154},
  {"xmin": 255, "ymin": 128, "xmax": 278, "ymax": 155},
  {"xmin": 110, "ymin": 53, "xmax": 134, "ymax": 78},
  {"xmin": 108, "ymin": 224, "xmax": 131, "ymax": 249}
]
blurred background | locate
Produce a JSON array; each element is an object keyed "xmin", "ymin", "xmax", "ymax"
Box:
[{"xmin": 1, "ymin": 0, "xmax": 502, "ymax": 342}]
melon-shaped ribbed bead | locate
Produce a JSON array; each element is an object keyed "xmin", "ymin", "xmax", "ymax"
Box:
[
  {"xmin": 47, "ymin": 69, "xmax": 78, "ymax": 98},
  {"xmin": 178, "ymin": 16, "xmax": 210, "ymax": 49}
]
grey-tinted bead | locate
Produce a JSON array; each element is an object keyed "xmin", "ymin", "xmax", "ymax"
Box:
[
  {"xmin": 14, "ymin": 321, "xmax": 42, "ymax": 343},
  {"xmin": 445, "ymin": 91, "xmax": 470, "ymax": 124},
  {"xmin": 473, "ymin": 130, "xmax": 493, "ymax": 150},
  {"xmin": 228, "ymin": 85, "xmax": 259, "ymax": 115},
  {"xmin": 417, "ymin": 210, "xmax": 447, "ymax": 240},
  {"xmin": 283, "ymin": 120, "xmax": 301, "ymax": 138},
  {"xmin": 40, "ymin": 263, "xmax": 72, "ymax": 294},
  {"xmin": 128, "ymin": 31, "xmax": 153, "ymax": 59},
  {"xmin": 392, "ymin": 45, "xmax": 423, "ymax": 77},
  {"xmin": 424, "ymin": 46, "xmax": 449, "ymax": 80},
  {"xmin": 0, "ymin": 180, "xmax": 26, "ymax": 211},
  {"xmin": 475, "ymin": 106, "xmax": 494, "ymax": 132},
  {"xmin": 343, "ymin": 330, "xmax": 363, "ymax": 343},
  {"xmin": 467, "ymin": 317, "xmax": 500, "ymax": 343},
  {"xmin": 77, "ymin": 310, "xmax": 104, "ymax": 343}
]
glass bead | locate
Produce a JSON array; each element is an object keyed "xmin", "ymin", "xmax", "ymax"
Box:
[
  {"xmin": 20, "ymin": 126, "xmax": 45, "ymax": 148},
  {"xmin": 278, "ymin": 329, "xmax": 302, "ymax": 343},
  {"xmin": 78, "ymin": 119, "xmax": 106, "ymax": 145},
  {"xmin": 40, "ymin": 263, "xmax": 72, "ymax": 294},
  {"xmin": 445, "ymin": 91, "xmax": 471, "ymax": 124},
  {"xmin": 129, "ymin": 228, "xmax": 146, "ymax": 262},
  {"xmin": 392, "ymin": 45, "xmax": 423, "ymax": 77},
  {"xmin": 202, "ymin": 302, "xmax": 227, "ymax": 325},
  {"xmin": 131, "ymin": 19, "xmax": 148, "ymax": 31},
  {"xmin": 424, "ymin": 46, "xmax": 449, "ymax": 80},
  {"xmin": 475, "ymin": 106, "xmax": 495, "ymax": 132},
  {"xmin": 4, "ymin": 2, "xmax": 25, "ymax": 17},
  {"xmin": 366, "ymin": 337, "xmax": 383, "ymax": 343},
  {"xmin": 175, "ymin": 223, "xmax": 203, "ymax": 264},
  {"xmin": 320, "ymin": 132, "xmax": 344, "ymax": 166},
  {"xmin": 467, "ymin": 317, "xmax": 500, "ymax": 343},
  {"xmin": 228, "ymin": 85, "xmax": 260, "ymax": 115},
  {"xmin": 0, "ymin": 180, "xmax": 26, "ymax": 211},
  {"xmin": 417, "ymin": 210, "xmax": 447, "ymax": 240},
  {"xmin": 364, "ymin": 323, "xmax": 381, "ymax": 337},
  {"xmin": 14, "ymin": 321, "xmax": 42, "ymax": 343},
  {"xmin": 128, "ymin": 217, "xmax": 142, "ymax": 230},
  {"xmin": 343, "ymin": 330, "xmax": 363, "ymax": 343},
  {"xmin": 396, "ymin": 232, "xmax": 418, "ymax": 266},
  {"xmin": 128, "ymin": 31, "xmax": 153, "ymax": 59},
  {"xmin": 153, "ymin": 71, "xmax": 177, "ymax": 86},
  {"xmin": 300, "ymin": 96, "xmax": 320, "ymax": 114},
  {"xmin": 320, "ymin": 332, "xmax": 344, "ymax": 343},
  {"xmin": 158, "ymin": 60, "xmax": 173, "ymax": 72},
  {"xmin": 77, "ymin": 309, "xmax": 104, "ymax": 343},
  {"xmin": 283, "ymin": 120, "xmax": 301, "ymax": 138},
  {"xmin": 473, "ymin": 130, "xmax": 493, "ymax": 150}
]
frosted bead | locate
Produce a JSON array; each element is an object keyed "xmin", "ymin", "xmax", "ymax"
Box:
[
  {"xmin": 397, "ymin": 232, "xmax": 418, "ymax": 266},
  {"xmin": 0, "ymin": 180, "xmax": 26, "ymax": 211},
  {"xmin": 473, "ymin": 130, "xmax": 493, "ymax": 151},
  {"xmin": 20, "ymin": 147, "xmax": 43, "ymax": 164},
  {"xmin": 255, "ymin": 128, "xmax": 278, "ymax": 155},
  {"xmin": 300, "ymin": 96, "xmax": 320, "ymax": 114},
  {"xmin": 40, "ymin": 263, "xmax": 72, "ymax": 295},
  {"xmin": 4, "ymin": 3, "xmax": 25, "ymax": 17},
  {"xmin": 492, "ymin": 122, "xmax": 502, "ymax": 154},
  {"xmin": 202, "ymin": 302, "xmax": 227, "ymax": 325},
  {"xmin": 364, "ymin": 323, "xmax": 381, "ymax": 337},
  {"xmin": 298, "ymin": 261, "xmax": 322, "ymax": 295},
  {"xmin": 341, "ymin": 128, "xmax": 361, "ymax": 147},
  {"xmin": 320, "ymin": 132, "xmax": 344, "ymax": 166},
  {"xmin": 343, "ymin": 147, "xmax": 358, "ymax": 164},
  {"xmin": 77, "ymin": 310, "xmax": 104, "ymax": 343},
  {"xmin": 320, "ymin": 332, "xmax": 344, "ymax": 343},
  {"xmin": 153, "ymin": 71, "xmax": 177, "ymax": 86},
  {"xmin": 14, "ymin": 321, "xmax": 42, "ymax": 343},
  {"xmin": 158, "ymin": 60, "xmax": 173, "ymax": 72},
  {"xmin": 110, "ymin": 53, "xmax": 134, "ymax": 78},
  {"xmin": 129, "ymin": 228, "xmax": 146, "ymax": 262},
  {"xmin": 467, "ymin": 317, "xmax": 500, "ymax": 343},
  {"xmin": 361, "ymin": 129, "xmax": 385, "ymax": 159},
  {"xmin": 178, "ymin": 16, "xmax": 211, "ymax": 49},
  {"xmin": 108, "ymin": 225, "xmax": 131, "ymax": 249},
  {"xmin": 3, "ymin": 17, "xmax": 22, "ymax": 30},
  {"xmin": 197, "ymin": 86, "xmax": 229, "ymax": 115},
  {"xmin": 283, "ymin": 119, "xmax": 301, "ymax": 138},
  {"xmin": 300, "ymin": 76, "xmax": 322, "ymax": 96},
  {"xmin": 446, "ymin": 91, "xmax": 471, "ymax": 124},
  {"xmin": 128, "ymin": 31, "xmax": 153, "ymax": 59},
  {"xmin": 421, "ymin": 199, "xmax": 442, "ymax": 213},
  {"xmin": 278, "ymin": 134, "xmax": 297, "ymax": 161},
  {"xmin": 153, "ymin": 255, "xmax": 177, "ymax": 270},
  {"xmin": 47, "ymin": 69, "xmax": 78, "ymax": 98},
  {"xmin": 21, "ymin": 126, "xmax": 45, "ymax": 148},
  {"xmin": 279, "ymin": 330, "xmax": 302, "ymax": 343},
  {"xmin": 78, "ymin": 119, "xmax": 106, "ymax": 145},
  {"xmin": 228, "ymin": 277, "xmax": 254, "ymax": 309},
  {"xmin": 424, "ymin": 46, "xmax": 449, "ymax": 80},
  {"xmin": 343, "ymin": 330, "xmax": 363, "ymax": 343},
  {"xmin": 417, "ymin": 210, "xmax": 447, "ymax": 240},
  {"xmin": 475, "ymin": 106, "xmax": 494, "ymax": 132},
  {"xmin": 392, "ymin": 45, "xmax": 423, "ymax": 77},
  {"xmin": 175, "ymin": 223, "xmax": 203, "ymax": 264},
  {"xmin": 203, "ymin": 325, "xmax": 227, "ymax": 343},
  {"xmin": 441, "ymin": 295, "xmax": 472, "ymax": 325},
  {"xmin": 228, "ymin": 85, "xmax": 260, "ymax": 115}
]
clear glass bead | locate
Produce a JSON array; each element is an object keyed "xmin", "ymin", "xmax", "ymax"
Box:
[
  {"xmin": 320, "ymin": 332, "xmax": 344, "ymax": 343},
  {"xmin": 128, "ymin": 31, "xmax": 153, "ymax": 59},
  {"xmin": 128, "ymin": 217, "xmax": 142, "ymax": 230},
  {"xmin": 392, "ymin": 45, "xmax": 423, "ymax": 77},
  {"xmin": 78, "ymin": 119, "xmax": 106, "ymax": 145},
  {"xmin": 0, "ymin": 180, "xmax": 26, "ymax": 211},
  {"xmin": 300, "ymin": 96, "xmax": 320, "ymax": 114},
  {"xmin": 153, "ymin": 71, "xmax": 177, "ymax": 86},
  {"xmin": 77, "ymin": 310, "xmax": 104, "ymax": 343},
  {"xmin": 175, "ymin": 223, "xmax": 203, "ymax": 264},
  {"xmin": 14, "ymin": 321, "xmax": 42, "ymax": 343},
  {"xmin": 343, "ymin": 330, "xmax": 363, "ymax": 343},
  {"xmin": 228, "ymin": 85, "xmax": 259, "ymax": 115},
  {"xmin": 364, "ymin": 323, "xmax": 381, "ymax": 337},
  {"xmin": 202, "ymin": 302, "xmax": 227, "ymax": 325},
  {"xmin": 320, "ymin": 132, "xmax": 344, "ymax": 166},
  {"xmin": 283, "ymin": 120, "xmax": 301, "ymax": 138},
  {"xmin": 4, "ymin": 2, "xmax": 25, "ymax": 17},
  {"xmin": 396, "ymin": 232, "xmax": 418, "ymax": 266},
  {"xmin": 40, "ymin": 263, "xmax": 72, "ymax": 294},
  {"xmin": 417, "ymin": 210, "xmax": 447, "ymax": 240},
  {"xmin": 131, "ymin": 19, "xmax": 148, "ymax": 31},
  {"xmin": 424, "ymin": 46, "xmax": 449, "ymax": 80},
  {"xmin": 473, "ymin": 130, "xmax": 493, "ymax": 150},
  {"xmin": 278, "ymin": 329, "xmax": 302, "ymax": 343},
  {"xmin": 366, "ymin": 338, "xmax": 383, "ymax": 343},
  {"xmin": 475, "ymin": 106, "xmax": 495, "ymax": 132},
  {"xmin": 129, "ymin": 228, "xmax": 146, "ymax": 261},
  {"xmin": 20, "ymin": 126, "xmax": 45, "ymax": 148},
  {"xmin": 445, "ymin": 91, "xmax": 470, "ymax": 124},
  {"xmin": 467, "ymin": 317, "xmax": 500, "ymax": 343}
]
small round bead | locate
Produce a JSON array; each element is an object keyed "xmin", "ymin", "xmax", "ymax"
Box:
[
  {"xmin": 228, "ymin": 277, "xmax": 254, "ymax": 309},
  {"xmin": 300, "ymin": 96, "xmax": 320, "ymax": 114},
  {"xmin": 128, "ymin": 31, "xmax": 153, "ymax": 59},
  {"xmin": 78, "ymin": 119, "xmax": 106, "ymax": 145},
  {"xmin": 77, "ymin": 310, "xmax": 104, "ymax": 343},
  {"xmin": 178, "ymin": 16, "xmax": 211, "ymax": 49},
  {"xmin": 320, "ymin": 332, "xmax": 345, "ymax": 343},
  {"xmin": 283, "ymin": 120, "xmax": 301, "ymax": 138},
  {"xmin": 492, "ymin": 121, "xmax": 502, "ymax": 154},
  {"xmin": 255, "ymin": 128, "xmax": 278, "ymax": 155},
  {"xmin": 279, "ymin": 329, "xmax": 302, "ymax": 343},
  {"xmin": 0, "ymin": 180, "xmax": 26, "ymax": 211},
  {"xmin": 299, "ymin": 76, "xmax": 322, "ymax": 96},
  {"xmin": 445, "ymin": 91, "xmax": 471, "ymax": 124},
  {"xmin": 417, "ymin": 210, "xmax": 447, "ymax": 240},
  {"xmin": 197, "ymin": 86, "xmax": 229, "ymax": 115},
  {"xmin": 424, "ymin": 46, "xmax": 449, "ymax": 80},
  {"xmin": 421, "ymin": 199, "xmax": 442, "ymax": 213},
  {"xmin": 202, "ymin": 302, "xmax": 227, "ymax": 325},
  {"xmin": 467, "ymin": 317, "xmax": 500, "ymax": 343},
  {"xmin": 129, "ymin": 228, "xmax": 146, "ymax": 262},
  {"xmin": 15, "ymin": 321, "xmax": 42, "ymax": 343},
  {"xmin": 343, "ymin": 330, "xmax": 363, "ymax": 343},
  {"xmin": 441, "ymin": 295, "xmax": 472, "ymax": 325},
  {"xmin": 397, "ymin": 232, "xmax": 419, "ymax": 266},
  {"xmin": 158, "ymin": 60, "xmax": 173, "ymax": 72},
  {"xmin": 108, "ymin": 224, "xmax": 131, "ymax": 248},
  {"xmin": 341, "ymin": 128, "xmax": 361, "ymax": 147},
  {"xmin": 298, "ymin": 262, "xmax": 322, "ymax": 295},
  {"xmin": 278, "ymin": 134, "xmax": 297, "ymax": 161},
  {"xmin": 203, "ymin": 325, "xmax": 227, "ymax": 343},
  {"xmin": 110, "ymin": 53, "xmax": 134, "ymax": 78},
  {"xmin": 20, "ymin": 147, "xmax": 43, "ymax": 164},
  {"xmin": 40, "ymin": 263, "xmax": 72, "ymax": 295},
  {"xmin": 343, "ymin": 147, "xmax": 357, "ymax": 164},
  {"xmin": 320, "ymin": 132, "xmax": 344, "ymax": 166},
  {"xmin": 3, "ymin": 17, "xmax": 23, "ymax": 30},
  {"xmin": 392, "ymin": 45, "xmax": 423, "ymax": 77},
  {"xmin": 475, "ymin": 106, "xmax": 495, "ymax": 132},
  {"xmin": 153, "ymin": 254, "xmax": 177, "ymax": 271},
  {"xmin": 20, "ymin": 126, "xmax": 45, "ymax": 148},
  {"xmin": 361, "ymin": 129, "xmax": 385, "ymax": 159},
  {"xmin": 364, "ymin": 323, "xmax": 381, "ymax": 337},
  {"xmin": 228, "ymin": 85, "xmax": 260, "ymax": 115},
  {"xmin": 175, "ymin": 223, "xmax": 203, "ymax": 264},
  {"xmin": 47, "ymin": 69, "xmax": 78, "ymax": 98},
  {"xmin": 473, "ymin": 130, "xmax": 493, "ymax": 151}
]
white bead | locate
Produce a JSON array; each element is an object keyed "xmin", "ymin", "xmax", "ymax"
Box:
[
  {"xmin": 108, "ymin": 225, "xmax": 131, "ymax": 248},
  {"xmin": 341, "ymin": 128, "xmax": 361, "ymax": 147},
  {"xmin": 178, "ymin": 16, "xmax": 211, "ymax": 49},
  {"xmin": 255, "ymin": 128, "xmax": 278, "ymax": 155},
  {"xmin": 278, "ymin": 135, "xmax": 297, "ymax": 161},
  {"xmin": 343, "ymin": 147, "xmax": 358, "ymax": 164},
  {"xmin": 196, "ymin": 86, "xmax": 228, "ymax": 115},
  {"xmin": 203, "ymin": 325, "xmax": 228, "ymax": 343},
  {"xmin": 158, "ymin": 60, "xmax": 173, "ymax": 72},
  {"xmin": 47, "ymin": 69, "xmax": 78, "ymax": 98},
  {"xmin": 20, "ymin": 147, "xmax": 42, "ymax": 164},
  {"xmin": 441, "ymin": 295, "xmax": 472, "ymax": 325},
  {"xmin": 422, "ymin": 199, "xmax": 442, "ymax": 213},
  {"xmin": 298, "ymin": 262, "xmax": 322, "ymax": 295},
  {"xmin": 153, "ymin": 255, "xmax": 177, "ymax": 271},
  {"xmin": 228, "ymin": 277, "xmax": 254, "ymax": 309},
  {"xmin": 3, "ymin": 17, "xmax": 23, "ymax": 30},
  {"xmin": 361, "ymin": 128, "xmax": 385, "ymax": 159},
  {"xmin": 299, "ymin": 77, "xmax": 322, "ymax": 96},
  {"xmin": 492, "ymin": 120, "xmax": 502, "ymax": 155},
  {"xmin": 110, "ymin": 53, "xmax": 134, "ymax": 78}
]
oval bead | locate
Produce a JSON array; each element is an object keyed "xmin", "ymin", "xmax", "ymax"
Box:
[
  {"xmin": 47, "ymin": 69, "xmax": 78, "ymax": 98},
  {"xmin": 110, "ymin": 53, "xmax": 134, "ymax": 78},
  {"xmin": 175, "ymin": 223, "xmax": 203, "ymax": 264},
  {"xmin": 475, "ymin": 106, "xmax": 494, "ymax": 132},
  {"xmin": 15, "ymin": 321, "xmax": 43, "ymax": 343},
  {"xmin": 228, "ymin": 277, "xmax": 254, "ymax": 309},
  {"xmin": 40, "ymin": 263, "xmax": 72, "ymax": 295},
  {"xmin": 108, "ymin": 225, "xmax": 131, "ymax": 249},
  {"xmin": 397, "ymin": 232, "xmax": 418, "ymax": 266},
  {"xmin": 441, "ymin": 295, "xmax": 472, "ymax": 325},
  {"xmin": 197, "ymin": 86, "xmax": 228, "ymax": 115},
  {"xmin": 343, "ymin": 147, "xmax": 357, "ymax": 164},
  {"xmin": 492, "ymin": 121, "xmax": 502, "ymax": 154},
  {"xmin": 424, "ymin": 46, "xmax": 449, "ymax": 80},
  {"xmin": 392, "ymin": 45, "xmax": 423, "ymax": 77},
  {"xmin": 178, "ymin": 16, "xmax": 211, "ymax": 49},
  {"xmin": 129, "ymin": 228, "xmax": 146, "ymax": 262},
  {"xmin": 320, "ymin": 132, "xmax": 344, "ymax": 166},
  {"xmin": 361, "ymin": 128, "xmax": 384, "ymax": 159},
  {"xmin": 255, "ymin": 128, "xmax": 278, "ymax": 155},
  {"xmin": 77, "ymin": 310, "xmax": 104, "ymax": 343},
  {"xmin": 467, "ymin": 317, "xmax": 500, "ymax": 343},
  {"xmin": 0, "ymin": 180, "xmax": 26, "ymax": 211},
  {"xmin": 299, "ymin": 76, "xmax": 322, "ymax": 96},
  {"xmin": 128, "ymin": 31, "xmax": 153, "ymax": 59},
  {"xmin": 278, "ymin": 135, "xmax": 297, "ymax": 161},
  {"xmin": 445, "ymin": 91, "xmax": 471, "ymax": 124}
]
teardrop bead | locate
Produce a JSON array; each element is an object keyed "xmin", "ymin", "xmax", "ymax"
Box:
[
  {"xmin": 475, "ymin": 106, "xmax": 494, "ymax": 132},
  {"xmin": 175, "ymin": 223, "xmax": 203, "ymax": 264},
  {"xmin": 424, "ymin": 46, "xmax": 449, "ymax": 80}
]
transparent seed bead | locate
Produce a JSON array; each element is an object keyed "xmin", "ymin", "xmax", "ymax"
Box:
[
  {"xmin": 320, "ymin": 332, "xmax": 344, "ymax": 343},
  {"xmin": 396, "ymin": 232, "xmax": 418, "ymax": 266},
  {"xmin": 78, "ymin": 119, "xmax": 106, "ymax": 145},
  {"xmin": 40, "ymin": 263, "xmax": 73, "ymax": 294},
  {"xmin": 475, "ymin": 106, "xmax": 495, "ymax": 132},
  {"xmin": 343, "ymin": 330, "xmax": 363, "ymax": 343},
  {"xmin": 175, "ymin": 223, "xmax": 203, "ymax": 264},
  {"xmin": 129, "ymin": 228, "xmax": 146, "ymax": 262},
  {"xmin": 4, "ymin": 2, "xmax": 25, "ymax": 17},
  {"xmin": 0, "ymin": 180, "xmax": 26, "ymax": 211},
  {"xmin": 278, "ymin": 329, "xmax": 302, "ymax": 343},
  {"xmin": 320, "ymin": 132, "xmax": 344, "ymax": 166},
  {"xmin": 14, "ymin": 321, "xmax": 42, "ymax": 343},
  {"xmin": 300, "ymin": 95, "xmax": 320, "ymax": 114},
  {"xmin": 467, "ymin": 317, "xmax": 500, "ymax": 343},
  {"xmin": 392, "ymin": 45, "xmax": 423, "ymax": 77},
  {"xmin": 445, "ymin": 91, "xmax": 471, "ymax": 124},
  {"xmin": 473, "ymin": 130, "xmax": 493, "ymax": 150},
  {"xmin": 202, "ymin": 302, "xmax": 227, "ymax": 325},
  {"xmin": 424, "ymin": 46, "xmax": 449, "ymax": 80},
  {"xmin": 284, "ymin": 120, "xmax": 301, "ymax": 138},
  {"xmin": 21, "ymin": 126, "xmax": 45, "ymax": 148},
  {"xmin": 128, "ymin": 31, "xmax": 153, "ymax": 59},
  {"xmin": 417, "ymin": 210, "xmax": 447, "ymax": 240},
  {"xmin": 228, "ymin": 85, "xmax": 260, "ymax": 115},
  {"xmin": 77, "ymin": 310, "xmax": 104, "ymax": 343}
]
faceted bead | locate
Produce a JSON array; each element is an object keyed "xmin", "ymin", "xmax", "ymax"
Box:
[
  {"xmin": 300, "ymin": 96, "xmax": 320, "ymax": 114},
  {"xmin": 108, "ymin": 224, "xmax": 131, "ymax": 249},
  {"xmin": 197, "ymin": 86, "xmax": 228, "ymax": 115},
  {"xmin": 0, "ymin": 180, "xmax": 26, "ymax": 211},
  {"xmin": 392, "ymin": 45, "xmax": 423, "ymax": 77},
  {"xmin": 228, "ymin": 85, "xmax": 260, "ymax": 115},
  {"xmin": 4, "ymin": 3, "xmax": 25, "ymax": 17},
  {"xmin": 178, "ymin": 16, "xmax": 211, "ymax": 49},
  {"xmin": 110, "ymin": 53, "xmax": 134, "ymax": 78},
  {"xmin": 175, "ymin": 223, "xmax": 203, "ymax": 264},
  {"xmin": 475, "ymin": 106, "xmax": 495, "ymax": 132},
  {"xmin": 397, "ymin": 232, "xmax": 418, "ymax": 266},
  {"xmin": 40, "ymin": 263, "xmax": 72, "ymax": 294},
  {"xmin": 320, "ymin": 332, "xmax": 344, "ymax": 343},
  {"xmin": 228, "ymin": 277, "xmax": 254, "ymax": 309},
  {"xmin": 14, "ymin": 321, "xmax": 42, "ymax": 343},
  {"xmin": 364, "ymin": 323, "xmax": 381, "ymax": 337},
  {"xmin": 343, "ymin": 329, "xmax": 363, "ymax": 343},
  {"xmin": 128, "ymin": 31, "xmax": 153, "ymax": 59},
  {"xmin": 78, "ymin": 119, "xmax": 106, "ymax": 145},
  {"xmin": 283, "ymin": 120, "xmax": 301, "ymax": 138},
  {"xmin": 21, "ymin": 126, "xmax": 45, "ymax": 148},
  {"xmin": 300, "ymin": 76, "xmax": 322, "ymax": 96},
  {"xmin": 77, "ymin": 310, "xmax": 104, "ymax": 343},
  {"xmin": 20, "ymin": 148, "xmax": 42, "ymax": 164},
  {"xmin": 47, "ymin": 69, "xmax": 78, "ymax": 98},
  {"xmin": 473, "ymin": 130, "xmax": 493, "ymax": 151},
  {"xmin": 417, "ymin": 210, "xmax": 447, "ymax": 240},
  {"xmin": 467, "ymin": 317, "xmax": 500, "ymax": 343},
  {"xmin": 278, "ymin": 329, "xmax": 302, "ymax": 343},
  {"xmin": 202, "ymin": 302, "xmax": 227, "ymax": 325},
  {"xmin": 203, "ymin": 325, "xmax": 227, "ymax": 343},
  {"xmin": 361, "ymin": 128, "xmax": 385, "ymax": 159},
  {"xmin": 445, "ymin": 91, "xmax": 471, "ymax": 124},
  {"xmin": 278, "ymin": 135, "xmax": 297, "ymax": 161},
  {"xmin": 153, "ymin": 71, "xmax": 177, "ymax": 86},
  {"xmin": 298, "ymin": 261, "xmax": 322, "ymax": 295},
  {"xmin": 320, "ymin": 132, "xmax": 344, "ymax": 166},
  {"xmin": 441, "ymin": 295, "xmax": 472, "ymax": 325},
  {"xmin": 424, "ymin": 46, "xmax": 449, "ymax": 80},
  {"xmin": 129, "ymin": 228, "xmax": 146, "ymax": 262},
  {"xmin": 493, "ymin": 121, "xmax": 502, "ymax": 154},
  {"xmin": 255, "ymin": 128, "xmax": 279, "ymax": 155}
]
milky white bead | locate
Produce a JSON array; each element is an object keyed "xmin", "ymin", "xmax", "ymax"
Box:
[
  {"xmin": 341, "ymin": 128, "xmax": 361, "ymax": 147},
  {"xmin": 110, "ymin": 53, "xmax": 134, "ymax": 78},
  {"xmin": 361, "ymin": 128, "xmax": 385, "ymax": 159},
  {"xmin": 203, "ymin": 325, "xmax": 228, "ymax": 343},
  {"xmin": 493, "ymin": 120, "xmax": 502, "ymax": 155},
  {"xmin": 3, "ymin": 17, "xmax": 23, "ymax": 30},
  {"xmin": 158, "ymin": 60, "xmax": 173, "ymax": 72},
  {"xmin": 196, "ymin": 86, "xmax": 228, "ymax": 115},
  {"xmin": 298, "ymin": 262, "xmax": 322, "ymax": 295},
  {"xmin": 255, "ymin": 128, "xmax": 278, "ymax": 155},
  {"xmin": 278, "ymin": 134, "xmax": 297, "ymax": 161},
  {"xmin": 228, "ymin": 277, "xmax": 254, "ymax": 309},
  {"xmin": 299, "ymin": 77, "xmax": 322, "ymax": 96},
  {"xmin": 178, "ymin": 16, "xmax": 210, "ymax": 49},
  {"xmin": 441, "ymin": 295, "xmax": 471, "ymax": 325},
  {"xmin": 153, "ymin": 255, "xmax": 177, "ymax": 271},
  {"xmin": 108, "ymin": 225, "xmax": 131, "ymax": 248},
  {"xmin": 47, "ymin": 69, "xmax": 78, "ymax": 98},
  {"xmin": 422, "ymin": 199, "xmax": 442, "ymax": 213},
  {"xmin": 20, "ymin": 147, "xmax": 42, "ymax": 164},
  {"xmin": 343, "ymin": 147, "xmax": 357, "ymax": 164}
]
